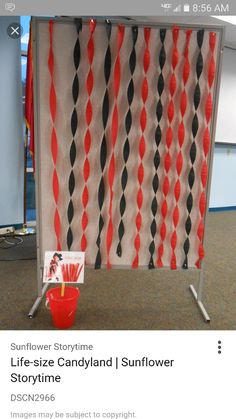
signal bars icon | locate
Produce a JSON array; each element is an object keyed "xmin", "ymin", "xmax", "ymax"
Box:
[
  {"xmin": 173, "ymin": 4, "xmax": 181, "ymax": 12},
  {"xmin": 173, "ymin": 3, "xmax": 190, "ymax": 12}
]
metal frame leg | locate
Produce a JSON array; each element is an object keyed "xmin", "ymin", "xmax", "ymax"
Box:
[
  {"xmin": 28, "ymin": 283, "xmax": 49, "ymax": 318},
  {"xmin": 189, "ymin": 269, "xmax": 210, "ymax": 323}
]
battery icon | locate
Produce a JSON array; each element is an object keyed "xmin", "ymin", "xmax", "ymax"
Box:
[{"xmin": 184, "ymin": 3, "xmax": 190, "ymax": 12}]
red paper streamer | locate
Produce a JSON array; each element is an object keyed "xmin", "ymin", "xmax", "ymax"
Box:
[
  {"xmin": 132, "ymin": 27, "xmax": 151, "ymax": 268},
  {"xmin": 170, "ymin": 25, "xmax": 189, "ymax": 269},
  {"xmin": 170, "ymin": 29, "xmax": 192, "ymax": 269},
  {"xmin": 157, "ymin": 26, "xmax": 180, "ymax": 268},
  {"xmin": 106, "ymin": 25, "xmax": 125, "ymax": 268},
  {"xmin": 81, "ymin": 19, "xmax": 96, "ymax": 251},
  {"xmin": 196, "ymin": 32, "xmax": 216, "ymax": 268},
  {"xmin": 48, "ymin": 20, "xmax": 61, "ymax": 250}
]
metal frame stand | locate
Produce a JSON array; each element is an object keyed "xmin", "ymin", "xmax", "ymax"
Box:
[
  {"xmin": 27, "ymin": 17, "xmax": 224, "ymax": 323},
  {"xmin": 28, "ymin": 267, "xmax": 210, "ymax": 321},
  {"xmin": 189, "ymin": 267, "xmax": 210, "ymax": 323}
]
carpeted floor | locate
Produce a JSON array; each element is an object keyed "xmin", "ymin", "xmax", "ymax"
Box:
[
  {"xmin": 0, "ymin": 234, "xmax": 36, "ymax": 260},
  {"xmin": 0, "ymin": 211, "xmax": 236, "ymax": 330}
]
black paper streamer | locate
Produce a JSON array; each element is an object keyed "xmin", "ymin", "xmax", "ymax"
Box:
[
  {"xmin": 182, "ymin": 29, "xmax": 204, "ymax": 269},
  {"xmin": 67, "ymin": 18, "xmax": 82, "ymax": 250},
  {"xmin": 95, "ymin": 20, "xmax": 112, "ymax": 269},
  {"xmin": 148, "ymin": 28, "xmax": 166, "ymax": 269},
  {"xmin": 116, "ymin": 25, "xmax": 138, "ymax": 257}
]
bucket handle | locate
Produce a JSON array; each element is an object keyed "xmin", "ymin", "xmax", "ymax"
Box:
[{"xmin": 45, "ymin": 298, "xmax": 50, "ymax": 310}]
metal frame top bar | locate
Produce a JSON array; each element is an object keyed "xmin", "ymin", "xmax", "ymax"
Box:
[{"xmin": 33, "ymin": 16, "xmax": 224, "ymax": 32}]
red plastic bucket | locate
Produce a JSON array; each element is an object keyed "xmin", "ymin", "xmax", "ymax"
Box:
[{"xmin": 46, "ymin": 286, "xmax": 80, "ymax": 329}]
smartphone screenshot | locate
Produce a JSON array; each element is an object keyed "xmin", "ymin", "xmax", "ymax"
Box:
[{"xmin": 0, "ymin": 0, "xmax": 236, "ymax": 418}]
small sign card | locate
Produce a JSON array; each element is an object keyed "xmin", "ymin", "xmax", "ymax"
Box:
[{"xmin": 43, "ymin": 251, "xmax": 85, "ymax": 283}]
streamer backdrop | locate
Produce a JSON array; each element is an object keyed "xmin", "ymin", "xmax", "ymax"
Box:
[{"xmin": 35, "ymin": 19, "xmax": 221, "ymax": 269}]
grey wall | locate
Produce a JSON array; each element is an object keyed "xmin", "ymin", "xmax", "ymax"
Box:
[{"xmin": 0, "ymin": 16, "xmax": 24, "ymax": 226}]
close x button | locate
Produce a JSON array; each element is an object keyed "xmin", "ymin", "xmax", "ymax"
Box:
[{"xmin": 7, "ymin": 22, "xmax": 23, "ymax": 39}]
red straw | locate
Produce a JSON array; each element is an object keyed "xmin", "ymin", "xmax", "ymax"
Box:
[{"xmin": 61, "ymin": 263, "xmax": 83, "ymax": 282}]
